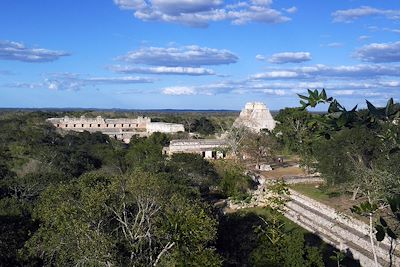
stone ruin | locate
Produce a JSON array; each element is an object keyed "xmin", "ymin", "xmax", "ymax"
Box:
[
  {"xmin": 233, "ymin": 102, "xmax": 276, "ymax": 132},
  {"xmin": 46, "ymin": 116, "xmax": 185, "ymax": 143}
]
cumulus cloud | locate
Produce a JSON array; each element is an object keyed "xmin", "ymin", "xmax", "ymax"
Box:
[
  {"xmin": 0, "ymin": 40, "xmax": 70, "ymax": 62},
  {"xmin": 332, "ymin": 6, "xmax": 400, "ymax": 23},
  {"xmin": 355, "ymin": 41, "xmax": 400, "ymax": 63},
  {"xmin": 162, "ymin": 86, "xmax": 197, "ymax": 95},
  {"xmin": 118, "ymin": 45, "xmax": 238, "ymax": 67},
  {"xmin": 8, "ymin": 73, "xmax": 154, "ymax": 91},
  {"xmin": 114, "ymin": 0, "xmax": 292, "ymax": 27},
  {"xmin": 158, "ymin": 75, "xmax": 399, "ymax": 99},
  {"xmin": 255, "ymin": 54, "xmax": 266, "ymax": 61},
  {"xmin": 358, "ymin": 35, "xmax": 370, "ymax": 41},
  {"xmin": 252, "ymin": 70, "xmax": 300, "ymax": 79},
  {"xmin": 110, "ymin": 65, "xmax": 215, "ymax": 75},
  {"xmin": 268, "ymin": 52, "xmax": 311, "ymax": 64},
  {"xmin": 251, "ymin": 64, "xmax": 400, "ymax": 80},
  {"xmin": 324, "ymin": 42, "xmax": 343, "ymax": 48},
  {"xmin": 113, "ymin": 0, "xmax": 146, "ymax": 10},
  {"xmin": 284, "ymin": 6, "xmax": 297, "ymax": 14}
]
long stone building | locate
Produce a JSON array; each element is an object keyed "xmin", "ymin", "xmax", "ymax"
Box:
[
  {"xmin": 163, "ymin": 139, "xmax": 228, "ymax": 159},
  {"xmin": 46, "ymin": 116, "xmax": 184, "ymax": 143}
]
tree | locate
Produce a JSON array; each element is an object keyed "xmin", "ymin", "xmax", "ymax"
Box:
[
  {"xmin": 24, "ymin": 170, "xmax": 221, "ymax": 266},
  {"xmin": 166, "ymin": 153, "xmax": 219, "ymax": 193},
  {"xmin": 273, "ymin": 107, "xmax": 312, "ymax": 153},
  {"xmin": 213, "ymin": 160, "xmax": 253, "ymax": 200},
  {"xmin": 250, "ymin": 180, "xmax": 324, "ymax": 267},
  {"xmin": 298, "ymin": 89, "xmax": 400, "ymax": 266},
  {"xmin": 225, "ymin": 126, "xmax": 250, "ymax": 159},
  {"xmin": 242, "ymin": 131, "xmax": 277, "ymax": 169},
  {"xmin": 125, "ymin": 134, "xmax": 166, "ymax": 173}
]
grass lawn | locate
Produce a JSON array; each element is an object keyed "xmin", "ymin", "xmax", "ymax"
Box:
[
  {"xmin": 289, "ymin": 183, "xmax": 332, "ymax": 202},
  {"xmin": 289, "ymin": 183, "xmax": 370, "ymax": 223}
]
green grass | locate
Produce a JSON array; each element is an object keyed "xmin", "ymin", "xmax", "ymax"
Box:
[{"xmin": 289, "ymin": 183, "xmax": 333, "ymax": 202}]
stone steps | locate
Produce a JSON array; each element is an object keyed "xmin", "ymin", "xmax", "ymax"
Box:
[{"xmin": 285, "ymin": 190, "xmax": 400, "ymax": 267}]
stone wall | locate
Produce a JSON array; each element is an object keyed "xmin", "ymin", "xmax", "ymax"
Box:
[
  {"xmin": 164, "ymin": 139, "xmax": 228, "ymax": 159},
  {"xmin": 226, "ymin": 181, "xmax": 399, "ymax": 267},
  {"xmin": 146, "ymin": 122, "xmax": 185, "ymax": 133},
  {"xmin": 46, "ymin": 115, "xmax": 184, "ymax": 143}
]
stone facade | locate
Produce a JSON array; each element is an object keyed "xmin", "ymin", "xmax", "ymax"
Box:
[
  {"xmin": 147, "ymin": 122, "xmax": 185, "ymax": 134},
  {"xmin": 163, "ymin": 139, "xmax": 228, "ymax": 159},
  {"xmin": 46, "ymin": 116, "xmax": 184, "ymax": 143},
  {"xmin": 233, "ymin": 102, "xmax": 276, "ymax": 132}
]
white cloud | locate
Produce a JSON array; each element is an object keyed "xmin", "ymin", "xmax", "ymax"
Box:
[
  {"xmin": 332, "ymin": 90, "xmax": 355, "ymax": 96},
  {"xmin": 158, "ymin": 75, "xmax": 399, "ymax": 99},
  {"xmin": 118, "ymin": 45, "xmax": 238, "ymax": 67},
  {"xmin": 255, "ymin": 54, "xmax": 266, "ymax": 61},
  {"xmin": 355, "ymin": 41, "xmax": 400, "ymax": 63},
  {"xmin": 332, "ymin": 6, "xmax": 400, "ymax": 23},
  {"xmin": 114, "ymin": 0, "xmax": 291, "ymax": 27},
  {"xmin": 324, "ymin": 42, "xmax": 343, "ymax": 48},
  {"xmin": 162, "ymin": 86, "xmax": 197, "ymax": 95},
  {"xmin": 113, "ymin": 0, "xmax": 145, "ymax": 10},
  {"xmin": 268, "ymin": 52, "xmax": 311, "ymax": 64},
  {"xmin": 358, "ymin": 35, "xmax": 370, "ymax": 41},
  {"xmin": 285, "ymin": 7, "xmax": 297, "ymax": 14},
  {"xmin": 0, "ymin": 40, "xmax": 69, "ymax": 62},
  {"xmin": 111, "ymin": 65, "xmax": 215, "ymax": 75},
  {"xmin": 252, "ymin": 70, "xmax": 300, "ymax": 79},
  {"xmin": 261, "ymin": 89, "xmax": 286, "ymax": 95},
  {"xmin": 252, "ymin": 64, "xmax": 400, "ymax": 80},
  {"xmin": 7, "ymin": 73, "xmax": 154, "ymax": 91}
]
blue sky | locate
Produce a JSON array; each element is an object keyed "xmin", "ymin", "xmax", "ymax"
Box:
[{"xmin": 0, "ymin": 0, "xmax": 399, "ymax": 110}]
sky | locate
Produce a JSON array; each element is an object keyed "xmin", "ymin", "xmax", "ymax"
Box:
[{"xmin": 0, "ymin": 0, "xmax": 399, "ymax": 110}]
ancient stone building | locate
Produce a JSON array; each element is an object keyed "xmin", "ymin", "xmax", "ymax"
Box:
[
  {"xmin": 46, "ymin": 116, "xmax": 184, "ymax": 143},
  {"xmin": 233, "ymin": 102, "xmax": 276, "ymax": 132},
  {"xmin": 163, "ymin": 139, "xmax": 228, "ymax": 159}
]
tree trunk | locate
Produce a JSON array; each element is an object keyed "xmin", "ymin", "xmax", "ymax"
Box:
[{"xmin": 351, "ymin": 186, "xmax": 360, "ymax": 200}]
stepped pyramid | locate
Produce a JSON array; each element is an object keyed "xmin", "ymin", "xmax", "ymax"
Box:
[{"xmin": 233, "ymin": 102, "xmax": 276, "ymax": 132}]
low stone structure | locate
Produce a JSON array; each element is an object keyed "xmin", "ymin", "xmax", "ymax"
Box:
[
  {"xmin": 46, "ymin": 116, "xmax": 184, "ymax": 143},
  {"xmin": 233, "ymin": 102, "xmax": 276, "ymax": 132},
  {"xmin": 227, "ymin": 178, "xmax": 399, "ymax": 267},
  {"xmin": 163, "ymin": 139, "xmax": 228, "ymax": 159}
]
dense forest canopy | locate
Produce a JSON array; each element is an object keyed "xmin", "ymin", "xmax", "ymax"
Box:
[{"xmin": 1, "ymin": 95, "xmax": 399, "ymax": 266}]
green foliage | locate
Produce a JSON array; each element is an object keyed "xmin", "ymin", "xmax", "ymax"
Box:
[
  {"xmin": 296, "ymin": 90, "xmax": 400, "ymax": 265},
  {"xmin": 192, "ymin": 116, "xmax": 216, "ymax": 135},
  {"xmin": 375, "ymin": 196, "xmax": 400, "ymax": 242},
  {"xmin": 242, "ymin": 131, "xmax": 277, "ymax": 167},
  {"xmin": 24, "ymin": 171, "xmax": 221, "ymax": 266},
  {"xmin": 125, "ymin": 133, "xmax": 168, "ymax": 173},
  {"xmin": 166, "ymin": 153, "xmax": 219, "ymax": 192},
  {"xmin": 298, "ymin": 89, "xmax": 332, "ymax": 108},
  {"xmin": 274, "ymin": 107, "xmax": 312, "ymax": 153},
  {"xmin": 249, "ymin": 212, "xmax": 324, "ymax": 267},
  {"xmin": 213, "ymin": 160, "xmax": 253, "ymax": 200}
]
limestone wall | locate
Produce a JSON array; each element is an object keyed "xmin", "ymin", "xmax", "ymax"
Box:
[
  {"xmin": 46, "ymin": 115, "xmax": 185, "ymax": 143},
  {"xmin": 227, "ymin": 183, "xmax": 399, "ymax": 267},
  {"xmin": 146, "ymin": 122, "xmax": 185, "ymax": 133}
]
